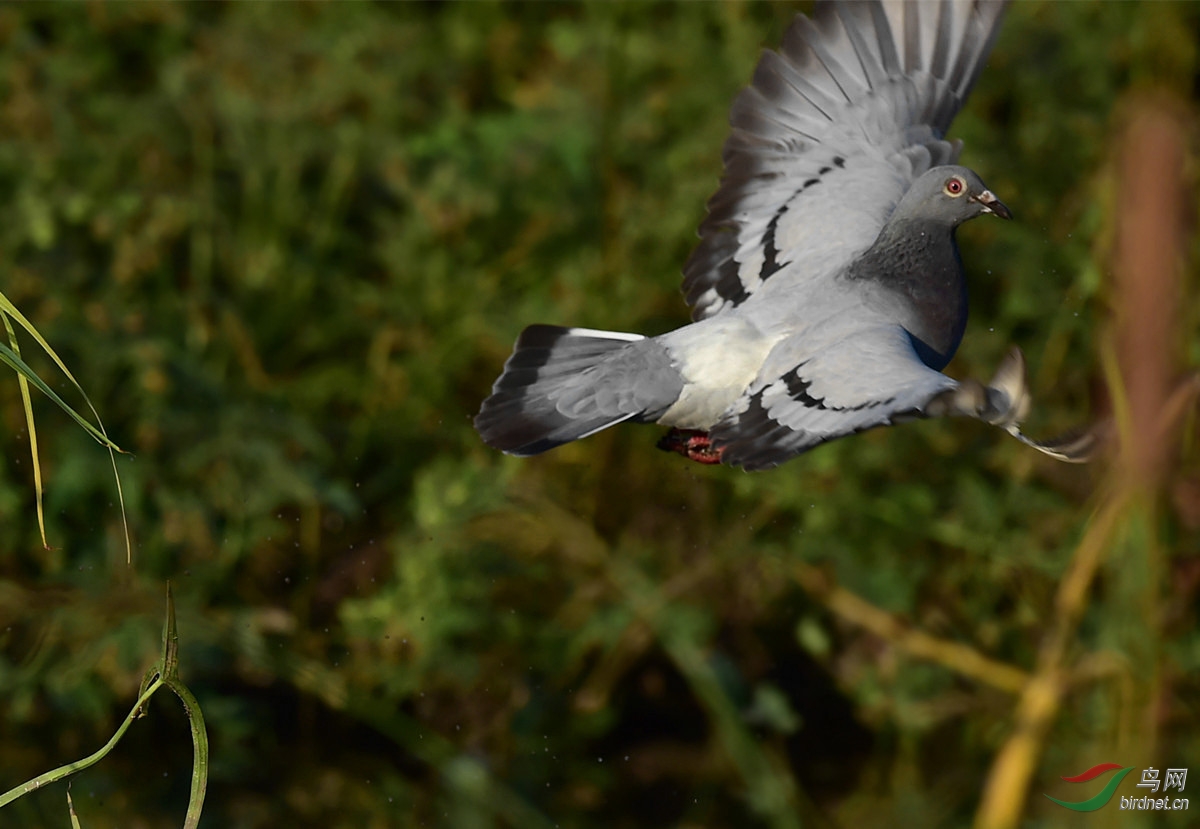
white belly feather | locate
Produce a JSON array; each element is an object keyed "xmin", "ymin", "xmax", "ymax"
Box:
[{"xmin": 656, "ymin": 316, "xmax": 780, "ymax": 429}]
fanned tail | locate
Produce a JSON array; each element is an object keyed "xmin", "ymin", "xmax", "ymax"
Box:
[{"xmin": 474, "ymin": 325, "xmax": 644, "ymax": 456}]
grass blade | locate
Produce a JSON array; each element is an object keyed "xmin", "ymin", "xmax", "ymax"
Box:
[
  {"xmin": 1, "ymin": 312, "xmax": 49, "ymax": 549},
  {"xmin": 0, "ymin": 339, "xmax": 121, "ymax": 451},
  {"xmin": 0, "ymin": 300, "xmax": 133, "ymax": 563}
]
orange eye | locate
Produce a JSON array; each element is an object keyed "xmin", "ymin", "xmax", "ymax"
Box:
[{"xmin": 944, "ymin": 177, "xmax": 965, "ymax": 196}]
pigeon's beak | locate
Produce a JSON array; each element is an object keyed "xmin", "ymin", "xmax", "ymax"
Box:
[{"xmin": 972, "ymin": 190, "xmax": 1012, "ymax": 220}]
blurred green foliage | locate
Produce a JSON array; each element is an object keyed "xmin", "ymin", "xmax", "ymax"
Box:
[{"xmin": 0, "ymin": 2, "xmax": 1198, "ymax": 827}]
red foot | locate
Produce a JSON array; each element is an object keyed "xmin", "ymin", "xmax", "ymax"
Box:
[{"xmin": 657, "ymin": 429, "xmax": 724, "ymax": 465}]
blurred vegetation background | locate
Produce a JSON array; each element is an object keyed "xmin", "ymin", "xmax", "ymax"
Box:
[{"xmin": 0, "ymin": 2, "xmax": 1198, "ymax": 827}]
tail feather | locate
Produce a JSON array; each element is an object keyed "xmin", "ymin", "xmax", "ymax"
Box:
[{"xmin": 475, "ymin": 325, "xmax": 648, "ymax": 456}]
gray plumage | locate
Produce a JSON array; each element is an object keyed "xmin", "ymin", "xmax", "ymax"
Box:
[
  {"xmin": 476, "ymin": 0, "xmax": 1087, "ymax": 470},
  {"xmin": 475, "ymin": 325, "xmax": 682, "ymax": 455}
]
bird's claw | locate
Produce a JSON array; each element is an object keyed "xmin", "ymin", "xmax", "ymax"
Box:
[{"xmin": 657, "ymin": 429, "xmax": 725, "ymax": 464}]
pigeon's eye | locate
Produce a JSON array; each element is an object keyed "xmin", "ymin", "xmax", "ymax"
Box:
[{"xmin": 944, "ymin": 177, "xmax": 966, "ymax": 197}]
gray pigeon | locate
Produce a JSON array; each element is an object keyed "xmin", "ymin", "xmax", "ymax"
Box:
[{"xmin": 476, "ymin": 0, "xmax": 1089, "ymax": 471}]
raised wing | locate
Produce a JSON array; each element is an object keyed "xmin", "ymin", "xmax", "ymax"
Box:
[
  {"xmin": 709, "ymin": 325, "xmax": 957, "ymax": 470},
  {"xmin": 683, "ymin": 0, "xmax": 1008, "ymax": 321}
]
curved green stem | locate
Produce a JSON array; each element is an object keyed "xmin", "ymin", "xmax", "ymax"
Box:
[
  {"xmin": 164, "ymin": 676, "xmax": 209, "ymax": 829},
  {"xmin": 0, "ymin": 678, "xmax": 164, "ymax": 808}
]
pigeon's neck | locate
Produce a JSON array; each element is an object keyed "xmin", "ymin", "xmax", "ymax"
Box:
[{"xmin": 847, "ymin": 217, "xmax": 968, "ymax": 370}]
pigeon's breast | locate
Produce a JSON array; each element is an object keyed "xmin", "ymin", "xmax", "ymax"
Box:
[
  {"xmin": 849, "ymin": 229, "xmax": 969, "ymax": 371},
  {"xmin": 901, "ymin": 274, "xmax": 968, "ymax": 370},
  {"xmin": 862, "ymin": 278, "xmax": 966, "ymax": 371}
]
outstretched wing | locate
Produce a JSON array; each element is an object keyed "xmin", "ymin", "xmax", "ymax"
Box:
[
  {"xmin": 684, "ymin": 0, "xmax": 1008, "ymax": 321},
  {"xmin": 710, "ymin": 325, "xmax": 957, "ymax": 470}
]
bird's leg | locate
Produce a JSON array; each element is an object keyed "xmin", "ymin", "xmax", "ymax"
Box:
[{"xmin": 657, "ymin": 428, "xmax": 725, "ymax": 464}]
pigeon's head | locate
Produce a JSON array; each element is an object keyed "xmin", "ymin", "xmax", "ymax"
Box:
[{"xmin": 902, "ymin": 165, "xmax": 1012, "ymax": 226}]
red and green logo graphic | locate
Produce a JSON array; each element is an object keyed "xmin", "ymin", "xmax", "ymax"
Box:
[{"xmin": 1045, "ymin": 763, "xmax": 1136, "ymax": 811}]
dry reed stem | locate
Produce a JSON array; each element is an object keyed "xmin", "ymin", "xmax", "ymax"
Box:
[
  {"xmin": 790, "ymin": 562, "xmax": 1030, "ymax": 694},
  {"xmin": 973, "ymin": 99, "xmax": 1189, "ymax": 829},
  {"xmin": 973, "ymin": 494, "xmax": 1127, "ymax": 829}
]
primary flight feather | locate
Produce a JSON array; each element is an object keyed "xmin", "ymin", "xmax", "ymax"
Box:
[{"xmin": 476, "ymin": 0, "xmax": 1090, "ymax": 470}]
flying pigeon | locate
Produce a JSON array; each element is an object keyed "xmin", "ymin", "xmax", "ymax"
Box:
[{"xmin": 476, "ymin": 0, "xmax": 1092, "ymax": 470}]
